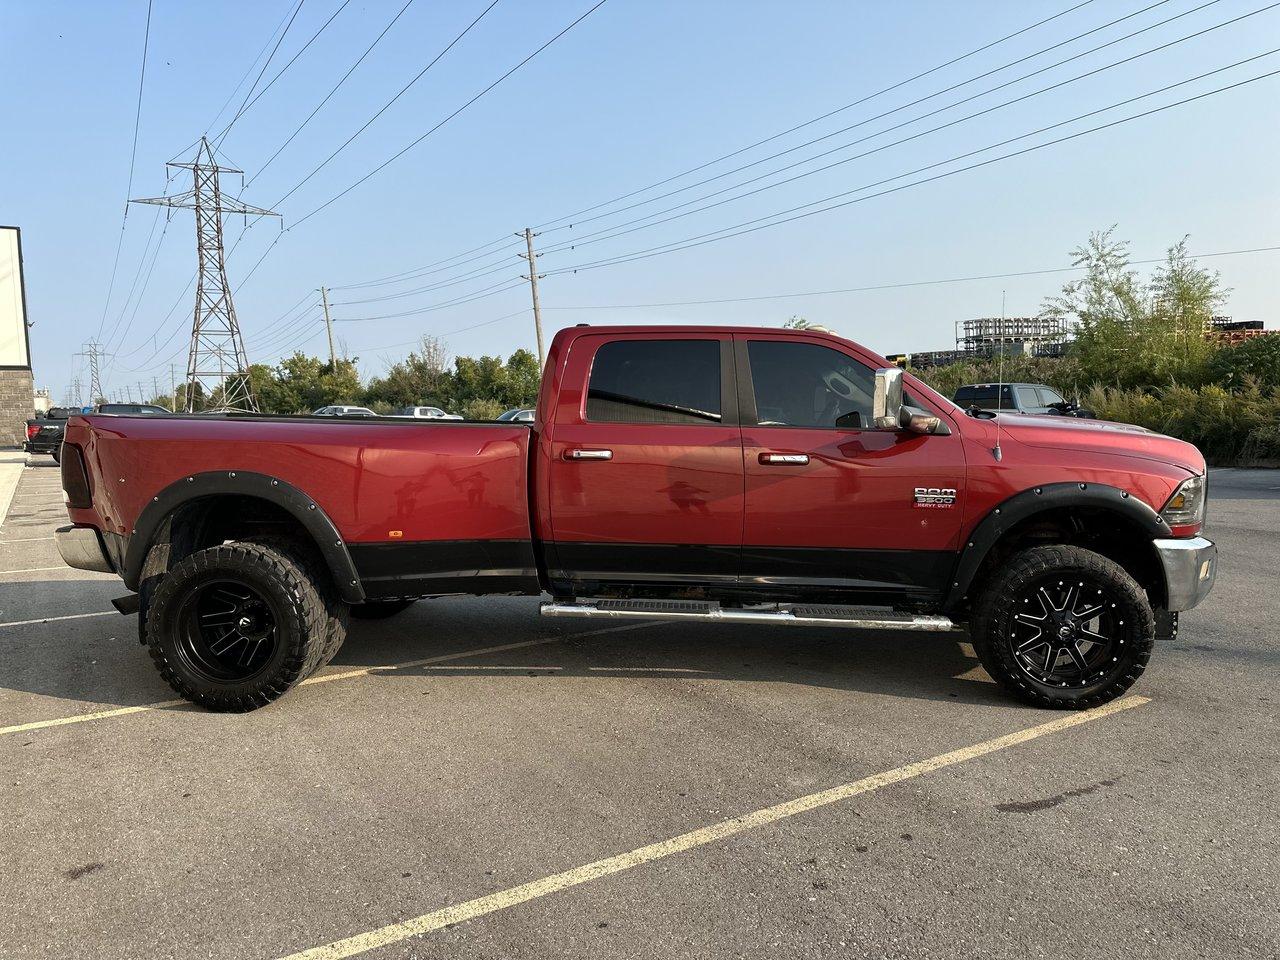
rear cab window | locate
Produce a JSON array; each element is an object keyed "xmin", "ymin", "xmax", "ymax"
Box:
[{"xmin": 586, "ymin": 339, "xmax": 722, "ymax": 424}]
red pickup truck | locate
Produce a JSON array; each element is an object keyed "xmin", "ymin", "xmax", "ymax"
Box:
[{"xmin": 56, "ymin": 325, "xmax": 1215, "ymax": 712}]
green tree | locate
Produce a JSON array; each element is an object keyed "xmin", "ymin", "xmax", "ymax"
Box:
[
  {"xmin": 1042, "ymin": 228, "xmax": 1225, "ymax": 388},
  {"xmin": 257, "ymin": 353, "xmax": 362, "ymax": 413},
  {"xmin": 362, "ymin": 337, "xmax": 453, "ymax": 409}
]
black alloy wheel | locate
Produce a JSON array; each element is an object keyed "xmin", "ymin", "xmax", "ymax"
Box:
[
  {"xmin": 1007, "ymin": 576, "xmax": 1120, "ymax": 689},
  {"xmin": 971, "ymin": 544, "xmax": 1156, "ymax": 709},
  {"xmin": 176, "ymin": 580, "xmax": 280, "ymax": 682}
]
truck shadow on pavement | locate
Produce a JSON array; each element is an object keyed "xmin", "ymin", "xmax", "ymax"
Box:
[{"xmin": 0, "ymin": 591, "xmax": 1008, "ymax": 711}]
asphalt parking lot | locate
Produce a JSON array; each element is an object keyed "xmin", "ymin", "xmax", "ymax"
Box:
[{"xmin": 1, "ymin": 458, "xmax": 1276, "ymax": 960}]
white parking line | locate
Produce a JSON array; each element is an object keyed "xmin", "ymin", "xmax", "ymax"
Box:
[
  {"xmin": 277, "ymin": 696, "xmax": 1151, "ymax": 960},
  {"xmin": 0, "ymin": 611, "xmax": 117, "ymax": 629},
  {"xmin": 0, "ymin": 537, "xmax": 56, "ymax": 544},
  {"xmin": 0, "ymin": 566, "xmax": 74, "ymax": 575},
  {"xmin": 0, "ymin": 622, "xmax": 655, "ymax": 738}
]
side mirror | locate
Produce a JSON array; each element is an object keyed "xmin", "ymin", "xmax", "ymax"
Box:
[
  {"xmin": 872, "ymin": 367, "xmax": 905, "ymax": 429},
  {"xmin": 873, "ymin": 367, "xmax": 946, "ymax": 435}
]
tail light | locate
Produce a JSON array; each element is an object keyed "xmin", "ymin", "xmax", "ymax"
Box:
[
  {"xmin": 26, "ymin": 423, "xmax": 40, "ymax": 440},
  {"xmin": 1160, "ymin": 474, "xmax": 1206, "ymax": 536},
  {"xmin": 61, "ymin": 443, "xmax": 93, "ymax": 509}
]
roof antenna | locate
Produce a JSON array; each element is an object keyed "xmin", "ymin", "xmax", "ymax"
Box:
[{"xmin": 992, "ymin": 290, "xmax": 1006, "ymax": 462}]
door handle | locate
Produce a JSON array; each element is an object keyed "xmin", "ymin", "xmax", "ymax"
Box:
[
  {"xmin": 759, "ymin": 453, "xmax": 809, "ymax": 465},
  {"xmin": 564, "ymin": 448, "xmax": 613, "ymax": 461}
]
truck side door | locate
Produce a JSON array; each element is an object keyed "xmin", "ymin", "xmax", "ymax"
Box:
[
  {"xmin": 543, "ymin": 333, "xmax": 743, "ymax": 593},
  {"xmin": 736, "ymin": 334, "xmax": 966, "ymax": 607}
]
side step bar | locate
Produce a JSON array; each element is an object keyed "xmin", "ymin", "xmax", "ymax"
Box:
[{"xmin": 541, "ymin": 598, "xmax": 954, "ymax": 632}]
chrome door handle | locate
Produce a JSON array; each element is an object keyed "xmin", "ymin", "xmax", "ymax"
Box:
[
  {"xmin": 759, "ymin": 453, "xmax": 809, "ymax": 465},
  {"xmin": 565, "ymin": 448, "xmax": 613, "ymax": 461}
]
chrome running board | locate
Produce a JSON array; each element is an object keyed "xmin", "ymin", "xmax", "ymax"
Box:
[{"xmin": 540, "ymin": 598, "xmax": 954, "ymax": 632}]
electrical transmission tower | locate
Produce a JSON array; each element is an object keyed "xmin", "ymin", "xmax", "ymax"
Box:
[
  {"xmin": 76, "ymin": 341, "xmax": 107, "ymax": 405},
  {"xmin": 132, "ymin": 137, "xmax": 280, "ymax": 411}
]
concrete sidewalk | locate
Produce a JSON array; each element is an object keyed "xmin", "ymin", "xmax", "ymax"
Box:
[{"xmin": 0, "ymin": 448, "xmax": 26, "ymax": 525}]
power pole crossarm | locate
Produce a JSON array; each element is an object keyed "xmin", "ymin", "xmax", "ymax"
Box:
[{"xmin": 518, "ymin": 227, "xmax": 546, "ymax": 366}]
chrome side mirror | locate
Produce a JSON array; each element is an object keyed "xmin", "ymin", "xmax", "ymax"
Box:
[
  {"xmin": 873, "ymin": 367, "xmax": 946, "ymax": 435},
  {"xmin": 872, "ymin": 367, "xmax": 905, "ymax": 429}
]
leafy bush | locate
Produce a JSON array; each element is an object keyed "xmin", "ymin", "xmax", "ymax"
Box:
[
  {"xmin": 1206, "ymin": 335, "xmax": 1280, "ymax": 390},
  {"xmin": 1085, "ymin": 381, "xmax": 1280, "ymax": 464},
  {"xmin": 460, "ymin": 398, "xmax": 505, "ymax": 421}
]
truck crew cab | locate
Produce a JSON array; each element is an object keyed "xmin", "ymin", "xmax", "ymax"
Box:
[{"xmin": 55, "ymin": 325, "xmax": 1215, "ymax": 712}]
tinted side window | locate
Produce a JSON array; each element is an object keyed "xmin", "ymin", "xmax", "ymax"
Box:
[
  {"xmin": 586, "ymin": 340, "xmax": 721, "ymax": 424},
  {"xmin": 747, "ymin": 341, "xmax": 875, "ymax": 428},
  {"xmin": 1038, "ymin": 387, "xmax": 1065, "ymax": 405},
  {"xmin": 1015, "ymin": 386, "xmax": 1041, "ymax": 409},
  {"xmin": 957, "ymin": 386, "xmax": 1011, "ymax": 408}
]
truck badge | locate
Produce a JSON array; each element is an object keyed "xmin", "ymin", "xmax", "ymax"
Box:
[{"xmin": 914, "ymin": 487, "xmax": 957, "ymax": 507}]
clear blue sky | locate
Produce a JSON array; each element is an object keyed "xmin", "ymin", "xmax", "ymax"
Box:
[{"xmin": 3, "ymin": 0, "xmax": 1278, "ymax": 402}]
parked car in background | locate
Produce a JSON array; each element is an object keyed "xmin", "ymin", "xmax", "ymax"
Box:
[
  {"xmin": 390, "ymin": 405, "xmax": 463, "ymax": 420},
  {"xmin": 953, "ymin": 383, "xmax": 1095, "ymax": 418},
  {"xmin": 94, "ymin": 403, "xmax": 172, "ymax": 416},
  {"xmin": 497, "ymin": 407, "xmax": 535, "ymax": 422},
  {"xmin": 312, "ymin": 405, "xmax": 378, "ymax": 417},
  {"xmin": 23, "ymin": 406, "xmax": 75, "ymax": 462}
]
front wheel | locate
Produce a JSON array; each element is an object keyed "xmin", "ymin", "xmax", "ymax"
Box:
[
  {"xmin": 145, "ymin": 542, "xmax": 331, "ymax": 711},
  {"xmin": 970, "ymin": 545, "xmax": 1155, "ymax": 709}
]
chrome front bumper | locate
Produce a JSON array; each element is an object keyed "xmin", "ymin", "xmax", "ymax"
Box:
[
  {"xmin": 55, "ymin": 525, "xmax": 115, "ymax": 574},
  {"xmin": 1153, "ymin": 536, "xmax": 1216, "ymax": 612}
]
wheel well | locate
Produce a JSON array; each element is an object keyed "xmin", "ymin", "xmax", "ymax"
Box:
[
  {"xmin": 965, "ymin": 506, "xmax": 1166, "ymax": 614},
  {"xmin": 144, "ymin": 494, "xmax": 331, "ymax": 588}
]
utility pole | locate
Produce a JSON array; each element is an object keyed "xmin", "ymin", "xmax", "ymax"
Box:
[
  {"xmin": 169, "ymin": 363, "xmax": 177, "ymax": 406},
  {"xmin": 319, "ymin": 286, "xmax": 336, "ymax": 368},
  {"xmin": 517, "ymin": 227, "xmax": 546, "ymax": 366},
  {"xmin": 132, "ymin": 137, "xmax": 280, "ymax": 412},
  {"xmin": 76, "ymin": 340, "xmax": 107, "ymax": 405}
]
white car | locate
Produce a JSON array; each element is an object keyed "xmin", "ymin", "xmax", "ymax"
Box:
[
  {"xmin": 313, "ymin": 405, "xmax": 378, "ymax": 417},
  {"xmin": 390, "ymin": 405, "xmax": 463, "ymax": 420}
]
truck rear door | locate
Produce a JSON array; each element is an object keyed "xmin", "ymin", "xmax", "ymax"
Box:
[
  {"xmin": 735, "ymin": 333, "xmax": 966, "ymax": 607},
  {"xmin": 543, "ymin": 332, "xmax": 742, "ymax": 592}
]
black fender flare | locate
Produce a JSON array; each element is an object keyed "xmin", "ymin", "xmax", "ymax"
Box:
[
  {"xmin": 122, "ymin": 471, "xmax": 365, "ymax": 603},
  {"xmin": 943, "ymin": 482, "xmax": 1170, "ymax": 611}
]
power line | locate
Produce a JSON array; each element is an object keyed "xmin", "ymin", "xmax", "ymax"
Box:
[
  {"xmin": 540, "ymin": 59, "xmax": 1280, "ymax": 279},
  {"xmin": 530, "ymin": 0, "xmax": 1268, "ymax": 263},
  {"xmin": 287, "ymin": 0, "xmax": 612, "ymax": 229},
  {"xmin": 541, "ymin": 245, "xmax": 1280, "ymax": 311},
  {"xmin": 204, "ymin": 3, "xmax": 302, "ymax": 134},
  {"xmin": 95, "ymin": 0, "xmax": 154, "ymax": 342},
  {"xmin": 213, "ymin": 0, "xmax": 309, "ymax": 149},
  {"xmin": 212, "ymin": 0, "xmax": 354, "ymax": 146},
  {"xmin": 529, "ymin": 0, "xmax": 1141, "ymax": 233},
  {"xmin": 245, "ymin": 0, "xmax": 417, "ymax": 188},
  {"xmin": 315, "ymin": 0, "xmax": 1139, "ymax": 293},
  {"xmin": 326, "ymin": 1, "xmax": 1261, "ymax": 311},
  {"xmin": 272, "ymin": 0, "xmax": 504, "ymax": 210},
  {"xmin": 533, "ymin": 0, "xmax": 1231, "ymax": 252}
]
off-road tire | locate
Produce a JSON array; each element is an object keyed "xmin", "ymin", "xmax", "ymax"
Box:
[
  {"xmin": 51, "ymin": 446, "xmax": 61, "ymax": 465},
  {"xmin": 971, "ymin": 544, "xmax": 1155, "ymax": 709},
  {"xmin": 145, "ymin": 542, "xmax": 329, "ymax": 711},
  {"xmin": 350, "ymin": 599, "xmax": 418, "ymax": 620},
  {"xmin": 244, "ymin": 535, "xmax": 349, "ymax": 669}
]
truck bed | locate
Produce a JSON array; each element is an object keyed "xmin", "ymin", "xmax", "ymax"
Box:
[{"xmin": 63, "ymin": 413, "xmax": 538, "ymax": 599}]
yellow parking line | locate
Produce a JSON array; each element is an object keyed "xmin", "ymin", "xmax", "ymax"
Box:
[
  {"xmin": 0, "ymin": 622, "xmax": 654, "ymax": 738},
  {"xmin": 277, "ymin": 696, "xmax": 1150, "ymax": 960}
]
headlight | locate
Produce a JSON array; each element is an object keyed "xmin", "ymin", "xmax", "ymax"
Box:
[{"xmin": 1161, "ymin": 474, "xmax": 1206, "ymax": 528}]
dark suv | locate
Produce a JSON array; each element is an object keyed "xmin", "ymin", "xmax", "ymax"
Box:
[{"xmin": 954, "ymin": 383, "xmax": 1094, "ymax": 418}]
